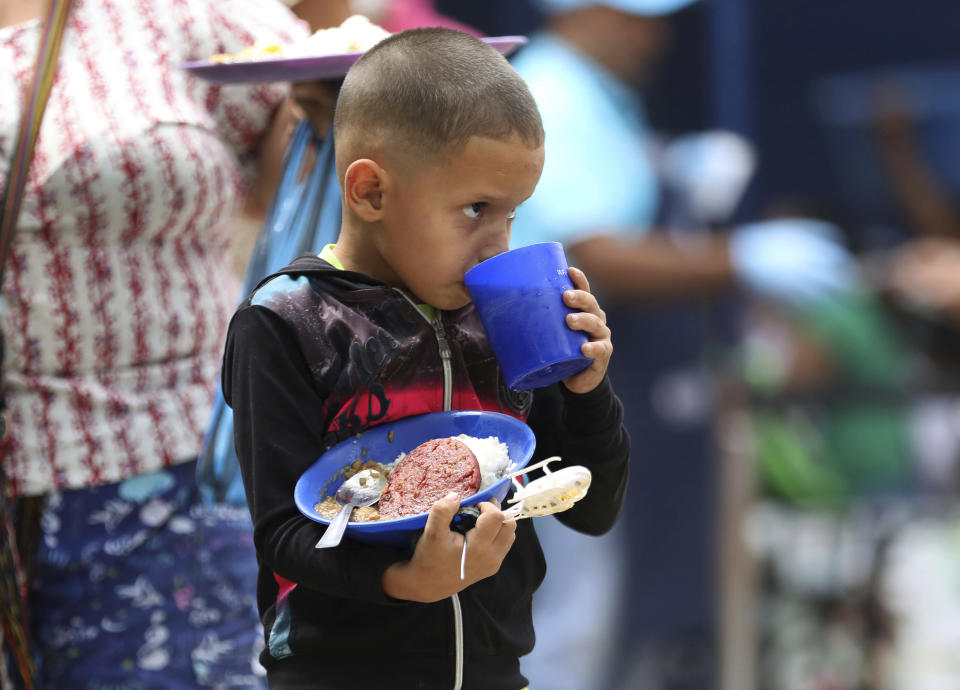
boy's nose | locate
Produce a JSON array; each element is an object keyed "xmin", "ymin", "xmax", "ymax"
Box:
[
  {"xmin": 480, "ymin": 238, "xmax": 510, "ymax": 263},
  {"xmin": 475, "ymin": 218, "xmax": 513, "ymax": 263},
  {"xmin": 487, "ymin": 223, "xmax": 512, "ymax": 257}
]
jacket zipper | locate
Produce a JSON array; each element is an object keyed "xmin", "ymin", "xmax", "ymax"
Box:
[
  {"xmin": 393, "ymin": 289, "xmax": 453, "ymax": 412},
  {"xmin": 434, "ymin": 315, "xmax": 454, "ymax": 413},
  {"xmin": 433, "ymin": 316, "xmax": 463, "ymax": 690},
  {"xmin": 393, "ymin": 290, "xmax": 462, "ymax": 690}
]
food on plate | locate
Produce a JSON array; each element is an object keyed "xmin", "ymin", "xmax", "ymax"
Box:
[
  {"xmin": 209, "ymin": 43, "xmax": 286, "ymax": 64},
  {"xmin": 289, "ymin": 14, "xmax": 391, "ymax": 57},
  {"xmin": 313, "ymin": 434, "xmax": 514, "ymax": 523},
  {"xmin": 457, "ymin": 434, "xmax": 513, "ymax": 490},
  {"xmin": 378, "ymin": 437, "xmax": 481, "ymax": 519},
  {"xmin": 313, "ymin": 459, "xmax": 390, "ymax": 521},
  {"xmin": 207, "ymin": 14, "xmax": 390, "ymax": 64}
]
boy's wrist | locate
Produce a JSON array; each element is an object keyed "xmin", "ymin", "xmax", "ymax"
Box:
[
  {"xmin": 383, "ymin": 560, "xmax": 455, "ymax": 603},
  {"xmin": 382, "ymin": 560, "xmax": 415, "ymax": 600},
  {"xmin": 561, "ymin": 375, "xmax": 621, "ymax": 434},
  {"xmin": 561, "ymin": 374, "xmax": 610, "ymax": 402}
]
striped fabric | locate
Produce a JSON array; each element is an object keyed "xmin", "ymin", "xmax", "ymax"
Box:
[{"xmin": 0, "ymin": 0, "xmax": 308, "ymax": 496}]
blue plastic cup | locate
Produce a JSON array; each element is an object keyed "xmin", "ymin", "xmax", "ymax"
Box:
[{"xmin": 464, "ymin": 242, "xmax": 593, "ymax": 391}]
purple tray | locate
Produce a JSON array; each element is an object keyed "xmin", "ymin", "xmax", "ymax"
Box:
[{"xmin": 181, "ymin": 35, "xmax": 527, "ymax": 85}]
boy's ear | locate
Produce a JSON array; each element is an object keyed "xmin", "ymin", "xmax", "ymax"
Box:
[{"xmin": 344, "ymin": 159, "xmax": 388, "ymax": 222}]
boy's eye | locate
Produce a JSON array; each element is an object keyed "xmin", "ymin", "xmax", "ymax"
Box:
[{"xmin": 462, "ymin": 203, "xmax": 484, "ymax": 219}]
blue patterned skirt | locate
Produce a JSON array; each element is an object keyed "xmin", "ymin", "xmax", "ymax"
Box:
[{"xmin": 28, "ymin": 460, "xmax": 264, "ymax": 690}]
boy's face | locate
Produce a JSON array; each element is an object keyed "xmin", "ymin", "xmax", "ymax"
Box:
[{"xmin": 375, "ymin": 134, "xmax": 544, "ymax": 310}]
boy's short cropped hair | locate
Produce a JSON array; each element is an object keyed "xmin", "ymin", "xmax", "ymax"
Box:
[{"xmin": 333, "ymin": 27, "xmax": 544, "ymax": 174}]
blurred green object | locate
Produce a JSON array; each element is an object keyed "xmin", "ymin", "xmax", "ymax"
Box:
[
  {"xmin": 748, "ymin": 289, "xmax": 913, "ymax": 510},
  {"xmin": 753, "ymin": 411, "xmax": 846, "ymax": 510}
]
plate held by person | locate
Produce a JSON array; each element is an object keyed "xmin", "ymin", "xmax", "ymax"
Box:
[
  {"xmin": 181, "ymin": 36, "xmax": 528, "ymax": 85},
  {"xmin": 294, "ymin": 410, "xmax": 536, "ymax": 547}
]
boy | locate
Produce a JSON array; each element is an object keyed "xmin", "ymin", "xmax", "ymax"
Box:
[{"xmin": 223, "ymin": 27, "xmax": 630, "ymax": 689}]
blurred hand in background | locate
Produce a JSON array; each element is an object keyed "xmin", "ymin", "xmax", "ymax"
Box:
[
  {"xmin": 884, "ymin": 236, "xmax": 960, "ymax": 322},
  {"xmin": 729, "ymin": 218, "xmax": 861, "ymax": 310}
]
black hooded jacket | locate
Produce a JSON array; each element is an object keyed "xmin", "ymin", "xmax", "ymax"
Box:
[{"xmin": 222, "ymin": 254, "xmax": 630, "ymax": 689}]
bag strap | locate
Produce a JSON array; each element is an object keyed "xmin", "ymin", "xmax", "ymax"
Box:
[
  {"xmin": 0, "ymin": 0, "xmax": 74, "ymax": 287},
  {"xmin": 0, "ymin": 6, "xmax": 75, "ymax": 689}
]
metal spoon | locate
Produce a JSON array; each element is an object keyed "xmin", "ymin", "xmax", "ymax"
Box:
[{"xmin": 315, "ymin": 470, "xmax": 386, "ymax": 549}]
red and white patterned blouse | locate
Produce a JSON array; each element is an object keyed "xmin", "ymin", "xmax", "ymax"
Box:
[{"xmin": 0, "ymin": 0, "xmax": 307, "ymax": 495}]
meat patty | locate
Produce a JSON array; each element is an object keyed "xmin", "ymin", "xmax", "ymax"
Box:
[{"xmin": 378, "ymin": 437, "xmax": 481, "ymax": 519}]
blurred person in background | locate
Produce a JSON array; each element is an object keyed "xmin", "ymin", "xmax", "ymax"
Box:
[
  {"xmin": 870, "ymin": 81, "xmax": 960, "ymax": 328},
  {"xmin": 283, "ymin": 0, "xmax": 478, "ymax": 36},
  {"xmin": 886, "ymin": 237, "xmax": 960, "ymax": 325},
  {"xmin": 739, "ymin": 77, "xmax": 960, "ymax": 688},
  {"xmin": 507, "ymin": 1, "xmax": 859, "ymax": 688},
  {"xmin": 344, "ymin": 0, "xmax": 479, "ymax": 34},
  {"xmin": 736, "ymin": 204, "xmax": 912, "ymax": 689},
  {"xmin": 0, "ymin": 1, "xmax": 341, "ymax": 687},
  {"xmin": 862, "ymin": 78, "xmax": 960, "ymax": 498},
  {"xmin": 283, "ymin": 0, "xmax": 350, "ymax": 32},
  {"xmin": 865, "ymin": 72, "xmax": 960, "ymax": 690}
]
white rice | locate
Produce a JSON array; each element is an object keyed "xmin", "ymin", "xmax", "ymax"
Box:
[
  {"xmin": 290, "ymin": 15, "xmax": 391, "ymax": 56},
  {"xmin": 389, "ymin": 434, "xmax": 514, "ymax": 491},
  {"xmin": 453, "ymin": 434, "xmax": 513, "ymax": 490}
]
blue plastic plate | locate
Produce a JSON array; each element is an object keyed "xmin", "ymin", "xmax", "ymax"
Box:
[{"xmin": 294, "ymin": 410, "xmax": 536, "ymax": 547}]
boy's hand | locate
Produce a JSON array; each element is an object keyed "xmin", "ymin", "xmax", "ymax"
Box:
[
  {"xmin": 381, "ymin": 494, "xmax": 517, "ymax": 603},
  {"xmin": 561, "ymin": 266, "xmax": 612, "ymax": 394}
]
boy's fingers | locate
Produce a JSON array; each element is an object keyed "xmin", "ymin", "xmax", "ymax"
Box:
[
  {"xmin": 566, "ymin": 311, "xmax": 610, "ymax": 340},
  {"xmin": 567, "ymin": 266, "xmax": 591, "ymax": 293},
  {"xmin": 473, "ymin": 500, "xmax": 515, "ymax": 545},
  {"xmin": 472, "ymin": 501, "xmax": 503, "ymax": 534},
  {"xmin": 564, "ymin": 288, "xmax": 606, "ymax": 324},
  {"xmin": 422, "ymin": 492, "xmax": 462, "ymax": 540},
  {"xmin": 492, "ymin": 519, "xmax": 517, "ymax": 551},
  {"xmin": 582, "ymin": 339, "xmax": 613, "ymax": 364}
]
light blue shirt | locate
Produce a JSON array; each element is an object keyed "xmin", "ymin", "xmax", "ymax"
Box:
[{"xmin": 509, "ymin": 33, "xmax": 660, "ymax": 249}]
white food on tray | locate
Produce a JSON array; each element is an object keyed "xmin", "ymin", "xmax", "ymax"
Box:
[
  {"xmin": 210, "ymin": 15, "xmax": 391, "ymax": 64},
  {"xmin": 454, "ymin": 434, "xmax": 514, "ymax": 490},
  {"xmin": 289, "ymin": 15, "xmax": 392, "ymax": 57}
]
